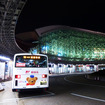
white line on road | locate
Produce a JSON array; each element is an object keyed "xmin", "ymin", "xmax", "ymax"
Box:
[
  {"xmin": 71, "ymin": 93, "xmax": 105, "ymax": 102},
  {"xmin": 46, "ymin": 91, "xmax": 55, "ymax": 96},
  {"xmin": 64, "ymin": 77, "xmax": 105, "ymax": 88}
]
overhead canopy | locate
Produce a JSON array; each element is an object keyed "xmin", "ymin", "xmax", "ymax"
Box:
[{"xmin": 0, "ymin": 0, "xmax": 27, "ymax": 59}]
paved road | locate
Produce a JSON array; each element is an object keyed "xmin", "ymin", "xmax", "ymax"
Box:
[{"xmin": 1, "ymin": 74, "xmax": 105, "ymax": 105}]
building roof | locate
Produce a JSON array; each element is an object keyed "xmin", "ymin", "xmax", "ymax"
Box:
[{"xmin": 35, "ymin": 25, "xmax": 105, "ymax": 37}]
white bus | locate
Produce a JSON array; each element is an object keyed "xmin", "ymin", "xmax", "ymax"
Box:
[{"xmin": 12, "ymin": 53, "xmax": 49, "ymax": 92}]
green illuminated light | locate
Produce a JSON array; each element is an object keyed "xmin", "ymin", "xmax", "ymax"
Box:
[{"xmin": 29, "ymin": 29, "xmax": 105, "ymax": 61}]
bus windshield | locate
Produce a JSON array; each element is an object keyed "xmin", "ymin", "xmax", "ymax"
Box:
[{"xmin": 15, "ymin": 55, "xmax": 47, "ymax": 68}]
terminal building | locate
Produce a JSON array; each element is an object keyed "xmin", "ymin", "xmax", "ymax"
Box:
[
  {"xmin": 16, "ymin": 25, "xmax": 105, "ymax": 64},
  {"xmin": 16, "ymin": 25, "xmax": 105, "ymax": 73}
]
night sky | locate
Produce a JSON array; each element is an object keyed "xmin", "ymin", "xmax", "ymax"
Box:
[{"xmin": 15, "ymin": 0, "xmax": 105, "ymax": 34}]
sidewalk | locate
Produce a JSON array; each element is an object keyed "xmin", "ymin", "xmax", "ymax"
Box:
[
  {"xmin": 0, "ymin": 77, "xmax": 12, "ymax": 92},
  {"xmin": 0, "ymin": 81, "xmax": 18, "ymax": 105}
]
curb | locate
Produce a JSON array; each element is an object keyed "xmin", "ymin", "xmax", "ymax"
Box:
[{"xmin": 49, "ymin": 72, "xmax": 93, "ymax": 77}]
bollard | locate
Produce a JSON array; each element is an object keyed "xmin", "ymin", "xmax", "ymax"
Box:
[
  {"xmin": 0, "ymin": 83, "xmax": 4, "ymax": 91},
  {"xmin": 94, "ymin": 77, "xmax": 96, "ymax": 80},
  {"xmin": 97, "ymin": 77, "xmax": 100, "ymax": 80}
]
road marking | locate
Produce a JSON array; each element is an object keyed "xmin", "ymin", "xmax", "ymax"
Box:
[
  {"xmin": 71, "ymin": 93, "xmax": 105, "ymax": 102},
  {"xmin": 46, "ymin": 91, "xmax": 55, "ymax": 96},
  {"xmin": 64, "ymin": 77, "xmax": 105, "ymax": 88}
]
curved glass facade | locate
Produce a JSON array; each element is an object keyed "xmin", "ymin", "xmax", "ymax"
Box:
[{"xmin": 30, "ymin": 28, "xmax": 105, "ymax": 62}]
